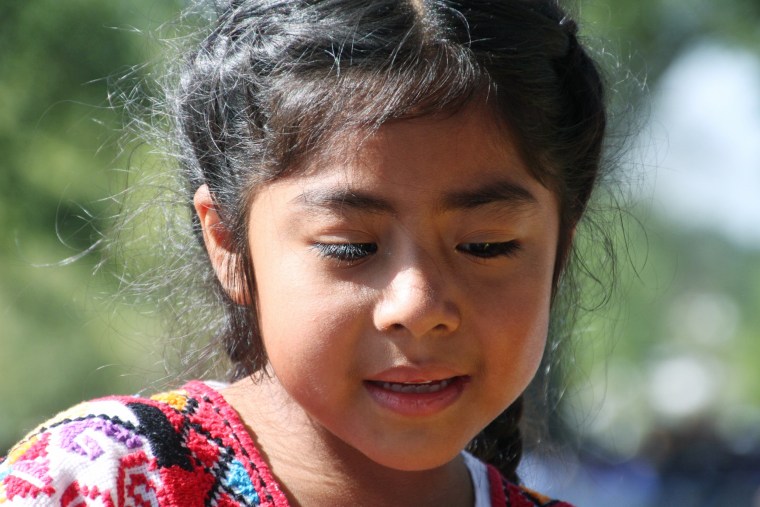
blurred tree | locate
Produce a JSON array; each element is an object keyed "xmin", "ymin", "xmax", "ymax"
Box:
[
  {"xmin": 563, "ymin": 0, "xmax": 760, "ymax": 471},
  {"xmin": 580, "ymin": 0, "xmax": 760, "ymax": 83},
  {"xmin": 0, "ymin": 1, "xmax": 183, "ymax": 451}
]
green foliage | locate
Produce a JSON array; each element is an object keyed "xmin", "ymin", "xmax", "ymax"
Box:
[
  {"xmin": 580, "ymin": 0, "xmax": 760, "ymax": 83},
  {"xmin": 562, "ymin": 199, "xmax": 760, "ymax": 459},
  {"xmin": 0, "ymin": 0, "xmax": 182, "ymax": 452}
]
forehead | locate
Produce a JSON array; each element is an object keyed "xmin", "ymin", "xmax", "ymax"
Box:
[{"xmin": 262, "ymin": 100, "xmax": 555, "ymax": 212}]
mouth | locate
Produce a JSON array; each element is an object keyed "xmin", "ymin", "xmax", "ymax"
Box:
[
  {"xmin": 368, "ymin": 378, "xmax": 457, "ymax": 394},
  {"xmin": 363, "ymin": 376, "xmax": 469, "ymax": 416}
]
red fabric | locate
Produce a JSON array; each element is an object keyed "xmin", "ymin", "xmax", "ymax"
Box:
[{"xmin": 1, "ymin": 381, "xmax": 573, "ymax": 506}]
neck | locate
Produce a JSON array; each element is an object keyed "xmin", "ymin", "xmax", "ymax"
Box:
[{"xmin": 222, "ymin": 376, "xmax": 474, "ymax": 507}]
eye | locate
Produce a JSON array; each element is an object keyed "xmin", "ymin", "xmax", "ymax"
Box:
[
  {"xmin": 457, "ymin": 241, "xmax": 521, "ymax": 259},
  {"xmin": 313, "ymin": 242, "xmax": 378, "ymax": 262}
]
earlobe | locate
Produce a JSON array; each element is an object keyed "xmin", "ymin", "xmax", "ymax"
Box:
[{"xmin": 193, "ymin": 184, "xmax": 248, "ymax": 304}]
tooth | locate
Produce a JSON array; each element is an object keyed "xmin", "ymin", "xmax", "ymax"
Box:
[{"xmin": 376, "ymin": 378, "xmax": 456, "ymax": 393}]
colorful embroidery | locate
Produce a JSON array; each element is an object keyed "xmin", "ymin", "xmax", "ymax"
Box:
[
  {"xmin": 0, "ymin": 382, "xmax": 573, "ymax": 506},
  {"xmin": 503, "ymin": 477, "xmax": 574, "ymax": 507}
]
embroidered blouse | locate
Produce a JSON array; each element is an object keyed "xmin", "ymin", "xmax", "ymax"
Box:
[{"xmin": 0, "ymin": 381, "xmax": 572, "ymax": 506}]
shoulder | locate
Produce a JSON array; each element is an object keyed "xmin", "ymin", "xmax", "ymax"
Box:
[
  {"xmin": 0, "ymin": 390, "xmax": 153, "ymax": 505},
  {"xmin": 486, "ymin": 463, "xmax": 575, "ymax": 507},
  {"xmin": 0, "ymin": 381, "xmax": 289, "ymax": 506}
]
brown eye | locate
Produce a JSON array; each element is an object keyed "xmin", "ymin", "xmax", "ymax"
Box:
[{"xmin": 456, "ymin": 241, "xmax": 520, "ymax": 259}]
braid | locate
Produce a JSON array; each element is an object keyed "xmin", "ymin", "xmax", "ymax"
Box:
[{"xmin": 466, "ymin": 396, "xmax": 524, "ymax": 484}]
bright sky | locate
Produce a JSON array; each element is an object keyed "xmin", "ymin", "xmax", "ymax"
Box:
[{"xmin": 640, "ymin": 40, "xmax": 760, "ymax": 248}]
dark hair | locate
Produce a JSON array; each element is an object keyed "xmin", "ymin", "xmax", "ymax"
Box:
[{"xmin": 174, "ymin": 0, "xmax": 606, "ymax": 483}]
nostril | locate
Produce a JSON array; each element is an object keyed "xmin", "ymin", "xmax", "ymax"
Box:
[{"xmin": 373, "ymin": 272, "xmax": 461, "ymax": 336}]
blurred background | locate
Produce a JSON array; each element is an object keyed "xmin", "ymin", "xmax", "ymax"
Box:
[{"xmin": 1, "ymin": 1, "xmax": 759, "ymax": 505}]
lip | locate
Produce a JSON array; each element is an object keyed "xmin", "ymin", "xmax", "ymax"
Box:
[
  {"xmin": 364, "ymin": 368, "xmax": 470, "ymax": 417},
  {"xmin": 366, "ymin": 365, "xmax": 465, "ymax": 384}
]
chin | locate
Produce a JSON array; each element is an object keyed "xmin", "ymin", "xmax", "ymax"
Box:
[{"xmin": 357, "ymin": 436, "xmax": 468, "ymax": 473}]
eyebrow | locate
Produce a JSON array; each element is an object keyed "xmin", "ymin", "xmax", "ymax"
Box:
[
  {"xmin": 440, "ymin": 180, "xmax": 538, "ymax": 211},
  {"xmin": 296, "ymin": 189, "xmax": 394, "ymax": 215},
  {"xmin": 294, "ymin": 179, "xmax": 538, "ymax": 215}
]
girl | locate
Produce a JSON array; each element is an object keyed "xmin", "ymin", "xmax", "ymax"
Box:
[{"xmin": 0, "ymin": 0, "xmax": 606, "ymax": 505}]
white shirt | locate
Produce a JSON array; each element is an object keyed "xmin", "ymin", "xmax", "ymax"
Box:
[{"xmin": 463, "ymin": 451, "xmax": 492, "ymax": 507}]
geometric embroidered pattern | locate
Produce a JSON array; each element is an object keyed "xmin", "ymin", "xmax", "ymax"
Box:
[{"xmin": 0, "ymin": 381, "xmax": 573, "ymax": 506}]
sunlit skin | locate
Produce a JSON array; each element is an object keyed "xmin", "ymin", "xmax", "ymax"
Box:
[{"xmin": 196, "ymin": 100, "xmax": 561, "ymax": 506}]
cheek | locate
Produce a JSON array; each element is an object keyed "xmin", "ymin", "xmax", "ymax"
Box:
[
  {"xmin": 255, "ymin": 265, "xmax": 369, "ymax": 385},
  {"xmin": 476, "ymin": 254, "xmax": 555, "ymax": 386},
  {"xmin": 484, "ymin": 288, "xmax": 549, "ymax": 369}
]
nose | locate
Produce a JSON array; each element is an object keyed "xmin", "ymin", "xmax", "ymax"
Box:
[{"xmin": 373, "ymin": 261, "xmax": 461, "ymax": 338}]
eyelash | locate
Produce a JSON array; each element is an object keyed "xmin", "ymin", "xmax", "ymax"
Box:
[
  {"xmin": 313, "ymin": 241, "xmax": 520, "ymax": 262},
  {"xmin": 456, "ymin": 241, "xmax": 521, "ymax": 258},
  {"xmin": 313, "ymin": 243, "xmax": 378, "ymax": 262}
]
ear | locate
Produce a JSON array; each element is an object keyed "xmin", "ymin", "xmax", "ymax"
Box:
[{"xmin": 193, "ymin": 184, "xmax": 248, "ymax": 304}]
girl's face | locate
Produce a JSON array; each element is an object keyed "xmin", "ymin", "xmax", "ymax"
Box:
[{"xmin": 246, "ymin": 101, "xmax": 560, "ymax": 471}]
